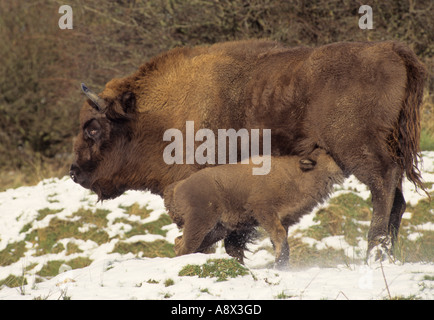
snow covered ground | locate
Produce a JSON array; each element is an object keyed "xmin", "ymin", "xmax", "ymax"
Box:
[{"xmin": 0, "ymin": 152, "xmax": 433, "ymax": 300}]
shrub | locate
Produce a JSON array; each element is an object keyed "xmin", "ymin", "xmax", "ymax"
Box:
[{"xmin": 1, "ymin": 0, "xmax": 432, "ymax": 187}]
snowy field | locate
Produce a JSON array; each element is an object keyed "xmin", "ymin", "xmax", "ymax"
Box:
[{"xmin": 0, "ymin": 152, "xmax": 433, "ymax": 300}]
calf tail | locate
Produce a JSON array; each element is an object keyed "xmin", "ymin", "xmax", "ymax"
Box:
[{"xmin": 392, "ymin": 42, "xmax": 427, "ymax": 195}]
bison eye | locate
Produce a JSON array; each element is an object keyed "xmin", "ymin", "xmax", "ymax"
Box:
[
  {"xmin": 84, "ymin": 120, "xmax": 102, "ymax": 140},
  {"xmin": 88, "ymin": 129, "xmax": 98, "ymax": 137}
]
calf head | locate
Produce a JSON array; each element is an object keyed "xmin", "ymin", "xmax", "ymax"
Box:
[
  {"xmin": 300, "ymin": 148, "xmax": 343, "ymax": 177},
  {"xmin": 70, "ymin": 83, "xmax": 137, "ymax": 200}
]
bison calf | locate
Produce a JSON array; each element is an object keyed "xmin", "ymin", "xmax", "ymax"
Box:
[{"xmin": 164, "ymin": 149, "xmax": 344, "ymax": 268}]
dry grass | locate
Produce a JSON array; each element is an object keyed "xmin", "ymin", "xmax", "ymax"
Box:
[
  {"xmin": 421, "ymin": 92, "xmax": 434, "ymax": 150},
  {"xmin": 0, "ymin": 0, "xmax": 433, "ymax": 190},
  {"xmin": 0, "ymin": 161, "xmax": 70, "ymax": 192}
]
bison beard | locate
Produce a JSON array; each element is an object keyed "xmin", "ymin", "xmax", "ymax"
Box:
[{"xmin": 71, "ymin": 39, "xmax": 427, "ymax": 263}]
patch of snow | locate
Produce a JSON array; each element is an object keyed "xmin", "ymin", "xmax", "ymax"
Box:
[{"xmin": 0, "ymin": 152, "xmax": 432, "ymax": 300}]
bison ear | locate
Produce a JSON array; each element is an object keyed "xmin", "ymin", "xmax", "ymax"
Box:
[
  {"xmin": 106, "ymin": 91, "xmax": 136, "ymax": 121},
  {"xmin": 299, "ymin": 158, "xmax": 316, "ymax": 172},
  {"xmin": 121, "ymin": 91, "xmax": 136, "ymax": 114}
]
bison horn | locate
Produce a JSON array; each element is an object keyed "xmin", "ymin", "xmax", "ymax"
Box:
[{"xmin": 81, "ymin": 83, "xmax": 106, "ymax": 112}]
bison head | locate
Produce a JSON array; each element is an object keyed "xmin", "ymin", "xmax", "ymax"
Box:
[{"xmin": 70, "ymin": 83, "xmax": 138, "ymax": 200}]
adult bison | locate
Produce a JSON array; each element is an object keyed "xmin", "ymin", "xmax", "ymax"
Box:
[{"xmin": 70, "ymin": 39, "xmax": 427, "ymax": 262}]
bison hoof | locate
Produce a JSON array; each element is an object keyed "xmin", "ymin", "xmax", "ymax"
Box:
[
  {"xmin": 366, "ymin": 236, "xmax": 395, "ymax": 265},
  {"xmin": 274, "ymin": 259, "xmax": 290, "ymax": 271},
  {"xmin": 198, "ymin": 244, "xmax": 217, "ymax": 254},
  {"xmin": 174, "ymin": 236, "xmax": 184, "ymax": 256}
]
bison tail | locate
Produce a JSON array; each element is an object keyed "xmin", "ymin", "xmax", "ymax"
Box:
[{"xmin": 392, "ymin": 42, "xmax": 427, "ymax": 194}]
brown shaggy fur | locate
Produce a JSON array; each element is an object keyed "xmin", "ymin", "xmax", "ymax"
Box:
[
  {"xmin": 71, "ymin": 39, "xmax": 427, "ymax": 259},
  {"xmin": 164, "ymin": 149, "xmax": 343, "ymax": 268}
]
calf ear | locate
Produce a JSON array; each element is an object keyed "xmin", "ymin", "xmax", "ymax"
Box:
[
  {"xmin": 121, "ymin": 91, "xmax": 136, "ymax": 114},
  {"xmin": 299, "ymin": 158, "xmax": 316, "ymax": 172}
]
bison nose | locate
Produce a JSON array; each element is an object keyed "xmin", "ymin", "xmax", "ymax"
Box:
[
  {"xmin": 69, "ymin": 164, "xmax": 91, "ymax": 189},
  {"xmin": 69, "ymin": 164, "xmax": 79, "ymax": 183}
]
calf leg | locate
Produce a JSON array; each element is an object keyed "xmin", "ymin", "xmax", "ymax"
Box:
[
  {"xmin": 253, "ymin": 209, "xmax": 289, "ymax": 269},
  {"xmin": 174, "ymin": 207, "xmax": 220, "ymax": 256}
]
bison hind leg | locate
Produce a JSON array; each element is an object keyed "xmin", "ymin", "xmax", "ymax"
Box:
[
  {"xmin": 351, "ymin": 152, "xmax": 402, "ymax": 263},
  {"xmin": 275, "ymin": 240, "xmax": 290, "ymax": 270},
  {"xmin": 388, "ymin": 182, "xmax": 406, "ymax": 247}
]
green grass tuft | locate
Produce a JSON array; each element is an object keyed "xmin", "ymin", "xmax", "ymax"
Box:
[
  {"xmin": 304, "ymin": 193, "xmax": 371, "ymax": 246},
  {"xmin": 0, "ymin": 241, "xmax": 27, "ymax": 267},
  {"xmin": 36, "ymin": 208, "xmax": 63, "ymax": 221},
  {"xmin": 121, "ymin": 213, "xmax": 172, "ymax": 238},
  {"xmin": 119, "ymin": 202, "xmax": 153, "ymax": 219},
  {"xmin": 420, "ymin": 129, "xmax": 434, "ymax": 151},
  {"xmin": 25, "ymin": 208, "xmax": 110, "ymax": 256},
  {"xmin": 37, "ymin": 257, "xmax": 93, "ymax": 278},
  {"xmin": 178, "ymin": 258, "xmax": 249, "ymax": 282},
  {"xmin": 0, "ymin": 274, "xmax": 27, "ymax": 288},
  {"xmin": 112, "ymin": 239, "xmax": 175, "ymax": 258}
]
